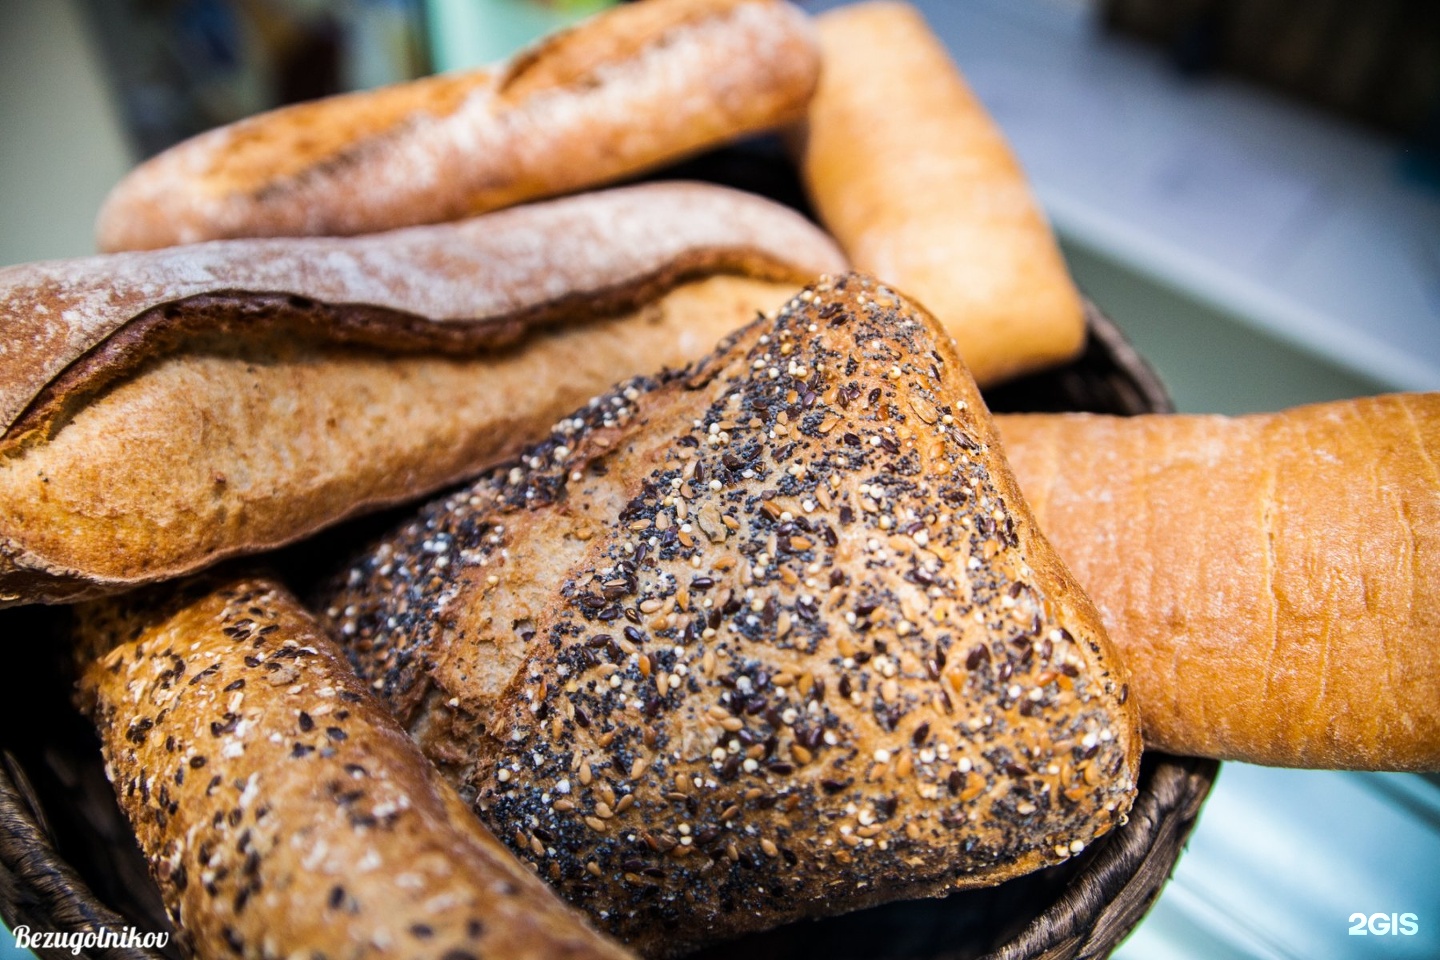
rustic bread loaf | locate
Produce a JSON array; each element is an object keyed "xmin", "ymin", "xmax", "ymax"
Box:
[
  {"xmin": 317, "ymin": 274, "xmax": 1140, "ymax": 955},
  {"xmin": 790, "ymin": 1, "xmax": 1085, "ymax": 386},
  {"xmin": 996, "ymin": 398, "xmax": 1440, "ymax": 771},
  {"xmin": 72, "ymin": 576, "xmax": 635, "ymax": 960},
  {"xmin": 95, "ymin": 0, "xmax": 818, "ymax": 251},
  {"xmin": 0, "ymin": 183, "xmax": 844, "ymax": 606}
]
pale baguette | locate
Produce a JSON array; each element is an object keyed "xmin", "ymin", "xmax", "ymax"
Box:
[
  {"xmin": 996, "ymin": 395, "xmax": 1440, "ymax": 771},
  {"xmin": 74, "ymin": 576, "xmax": 634, "ymax": 960},
  {"xmin": 790, "ymin": 1, "xmax": 1085, "ymax": 386},
  {"xmin": 1, "ymin": 184, "xmax": 845, "ymax": 605},
  {"xmin": 96, "ymin": 0, "xmax": 818, "ymax": 251}
]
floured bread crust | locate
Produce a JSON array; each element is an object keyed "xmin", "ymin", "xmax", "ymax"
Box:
[
  {"xmin": 319, "ymin": 274, "xmax": 1140, "ymax": 955},
  {"xmin": 4, "ymin": 184, "xmax": 842, "ymax": 443},
  {"xmin": 0, "ymin": 185, "xmax": 845, "ymax": 606}
]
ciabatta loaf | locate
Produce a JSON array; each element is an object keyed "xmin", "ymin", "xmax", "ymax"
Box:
[
  {"xmin": 0, "ymin": 184, "xmax": 844, "ymax": 605},
  {"xmin": 96, "ymin": 0, "xmax": 818, "ymax": 251},
  {"xmin": 791, "ymin": 1, "xmax": 1085, "ymax": 386},
  {"xmin": 318, "ymin": 274, "xmax": 1140, "ymax": 955},
  {"xmin": 998, "ymin": 397, "xmax": 1440, "ymax": 771},
  {"xmin": 73, "ymin": 577, "xmax": 635, "ymax": 960}
]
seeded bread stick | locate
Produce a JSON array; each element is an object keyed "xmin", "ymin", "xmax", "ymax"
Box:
[{"xmin": 74, "ymin": 577, "xmax": 636, "ymax": 960}]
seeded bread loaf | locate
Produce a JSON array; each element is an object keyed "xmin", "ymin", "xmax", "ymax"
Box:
[
  {"xmin": 95, "ymin": 0, "xmax": 818, "ymax": 251},
  {"xmin": 790, "ymin": 1, "xmax": 1085, "ymax": 386},
  {"xmin": 316, "ymin": 274, "xmax": 1141, "ymax": 955},
  {"xmin": 0, "ymin": 183, "xmax": 844, "ymax": 606},
  {"xmin": 72, "ymin": 576, "xmax": 635, "ymax": 960},
  {"xmin": 996, "ymin": 397, "xmax": 1440, "ymax": 771}
]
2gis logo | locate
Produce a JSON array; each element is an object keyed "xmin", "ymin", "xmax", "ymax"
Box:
[{"xmin": 1348, "ymin": 912, "xmax": 1420, "ymax": 936}]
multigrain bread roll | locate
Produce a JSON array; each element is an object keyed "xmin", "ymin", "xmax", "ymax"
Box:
[
  {"xmin": 0, "ymin": 183, "xmax": 845, "ymax": 606},
  {"xmin": 95, "ymin": 0, "xmax": 819, "ymax": 251},
  {"xmin": 72, "ymin": 576, "xmax": 635, "ymax": 960},
  {"xmin": 790, "ymin": 1, "xmax": 1085, "ymax": 386},
  {"xmin": 316, "ymin": 274, "xmax": 1141, "ymax": 955},
  {"xmin": 996, "ymin": 395, "xmax": 1440, "ymax": 771}
]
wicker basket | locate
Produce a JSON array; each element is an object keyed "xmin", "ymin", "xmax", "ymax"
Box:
[
  {"xmin": 0, "ymin": 303, "xmax": 1215, "ymax": 960},
  {"xmin": 0, "ymin": 147, "xmax": 1218, "ymax": 960}
]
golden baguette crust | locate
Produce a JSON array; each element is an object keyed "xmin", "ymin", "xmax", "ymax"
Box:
[
  {"xmin": 996, "ymin": 395, "xmax": 1440, "ymax": 771},
  {"xmin": 319, "ymin": 274, "xmax": 1140, "ymax": 955},
  {"xmin": 791, "ymin": 1, "xmax": 1085, "ymax": 386},
  {"xmin": 73, "ymin": 577, "xmax": 634, "ymax": 960},
  {"xmin": 95, "ymin": 0, "xmax": 819, "ymax": 251},
  {"xmin": 0, "ymin": 185, "xmax": 845, "ymax": 606}
]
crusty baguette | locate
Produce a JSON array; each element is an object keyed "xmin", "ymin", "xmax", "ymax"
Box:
[
  {"xmin": 72, "ymin": 576, "xmax": 635, "ymax": 960},
  {"xmin": 95, "ymin": 0, "xmax": 818, "ymax": 251},
  {"xmin": 0, "ymin": 183, "xmax": 845, "ymax": 606},
  {"xmin": 317, "ymin": 273, "xmax": 1140, "ymax": 955},
  {"xmin": 996, "ymin": 395, "xmax": 1440, "ymax": 771},
  {"xmin": 790, "ymin": 1, "xmax": 1085, "ymax": 386}
]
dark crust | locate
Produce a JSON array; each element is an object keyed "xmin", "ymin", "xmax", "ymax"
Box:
[
  {"xmin": 318, "ymin": 273, "xmax": 1140, "ymax": 955},
  {"xmin": 2, "ymin": 248, "xmax": 811, "ymax": 453}
]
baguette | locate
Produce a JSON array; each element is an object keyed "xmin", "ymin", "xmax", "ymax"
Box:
[
  {"xmin": 73, "ymin": 576, "xmax": 635, "ymax": 960},
  {"xmin": 790, "ymin": 1, "xmax": 1085, "ymax": 386},
  {"xmin": 317, "ymin": 274, "xmax": 1140, "ymax": 954},
  {"xmin": 996, "ymin": 395, "xmax": 1440, "ymax": 771},
  {"xmin": 0, "ymin": 183, "xmax": 845, "ymax": 606},
  {"xmin": 95, "ymin": 0, "xmax": 818, "ymax": 251}
]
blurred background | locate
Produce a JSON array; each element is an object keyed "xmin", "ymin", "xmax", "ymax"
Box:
[{"xmin": 2, "ymin": 0, "xmax": 1439, "ymax": 958}]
